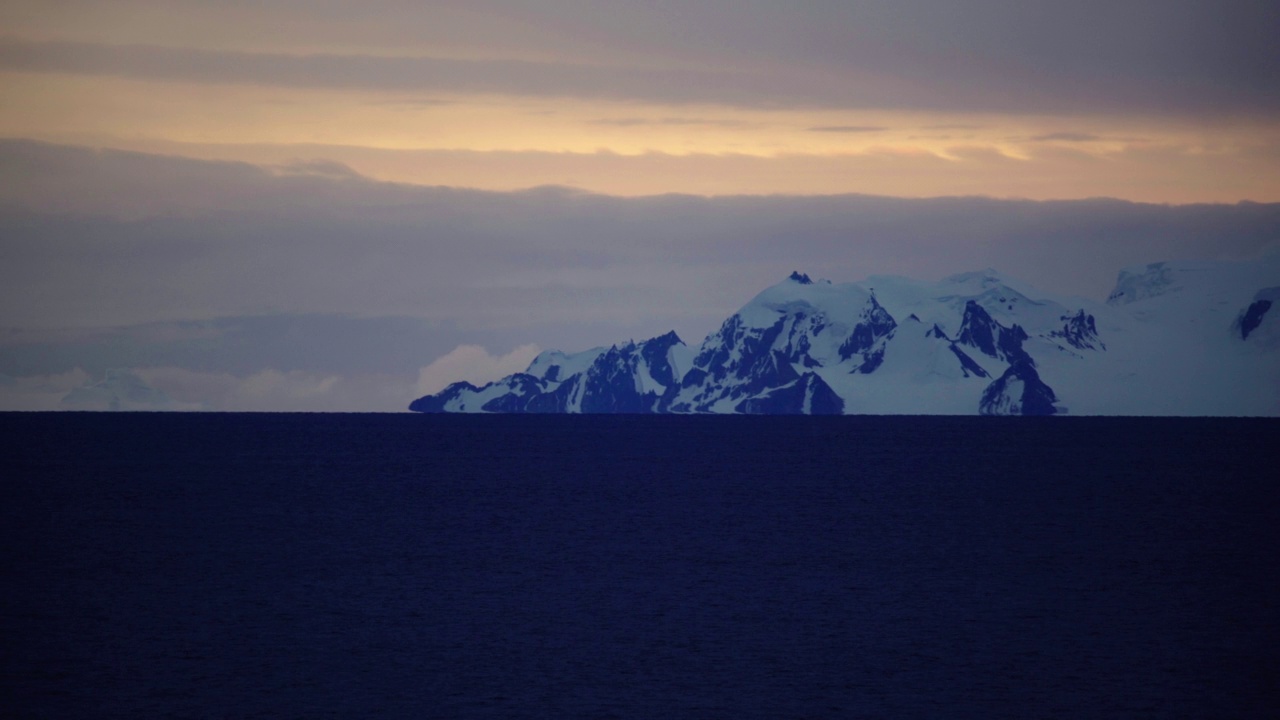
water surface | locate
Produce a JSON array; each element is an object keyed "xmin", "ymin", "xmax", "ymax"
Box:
[{"xmin": 3, "ymin": 414, "xmax": 1276, "ymax": 717}]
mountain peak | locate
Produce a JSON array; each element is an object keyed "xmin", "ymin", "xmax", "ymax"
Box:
[
  {"xmin": 412, "ymin": 257, "xmax": 1280, "ymax": 417},
  {"xmin": 956, "ymin": 300, "xmax": 1030, "ymax": 363},
  {"xmin": 648, "ymin": 329, "xmax": 684, "ymax": 346}
]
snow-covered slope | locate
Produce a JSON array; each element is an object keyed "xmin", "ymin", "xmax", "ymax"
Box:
[
  {"xmin": 665, "ymin": 272, "xmax": 894, "ymax": 413},
  {"xmin": 1049, "ymin": 256, "xmax": 1280, "ymax": 415},
  {"xmin": 409, "ymin": 332, "xmax": 691, "ymax": 414},
  {"xmin": 409, "ymin": 257, "xmax": 1280, "ymax": 416}
]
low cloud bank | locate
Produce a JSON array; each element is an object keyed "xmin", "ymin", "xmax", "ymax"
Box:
[
  {"xmin": 0, "ymin": 369, "xmax": 90, "ymax": 411},
  {"xmin": 415, "ymin": 344, "xmax": 542, "ymax": 396},
  {"xmin": 3, "ymin": 141, "xmax": 1279, "ymax": 411},
  {"xmin": 134, "ymin": 367, "xmax": 415, "ymax": 412}
]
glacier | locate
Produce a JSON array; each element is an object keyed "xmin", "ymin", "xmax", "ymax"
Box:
[{"xmin": 410, "ymin": 256, "xmax": 1280, "ymax": 416}]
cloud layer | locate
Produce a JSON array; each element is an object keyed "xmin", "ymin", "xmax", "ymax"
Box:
[
  {"xmin": 415, "ymin": 344, "xmax": 542, "ymax": 396},
  {"xmin": 2, "ymin": 2, "xmax": 1277, "ymax": 117},
  {"xmin": 3, "ymin": 3, "xmax": 1277, "ymax": 203},
  {"xmin": 2, "ymin": 140, "xmax": 1278, "ymax": 410}
]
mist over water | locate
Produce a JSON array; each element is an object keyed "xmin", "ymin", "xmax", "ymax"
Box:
[{"xmin": 3, "ymin": 414, "xmax": 1277, "ymax": 717}]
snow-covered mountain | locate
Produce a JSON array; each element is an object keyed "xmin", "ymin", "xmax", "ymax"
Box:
[
  {"xmin": 410, "ymin": 256, "xmax": 1280, "ymax": 416},
  {"xmin": 410, "ymin": 331, "xmax": 694, "ymax": 414}
]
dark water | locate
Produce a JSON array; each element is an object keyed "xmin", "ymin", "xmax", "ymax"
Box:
[{"xmin": 2, "ymin": 414, "xmax": 1277, "ymax": 718}]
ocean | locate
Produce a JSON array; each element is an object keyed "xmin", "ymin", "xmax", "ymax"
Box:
[{"xmin": 2, "ymin": 413, "xmax": 1277, "ymax": 718}]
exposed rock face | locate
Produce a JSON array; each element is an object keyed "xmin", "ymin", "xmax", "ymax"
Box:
[
  {"xmin": 1237, "ymin": 299, "xmax": 1273, "ymax": 340},
  {"xmin": 1050, "ymin": 310, "xmax": 1106, "ymax": 351},
  {"xmin": 670, "ymin": 313, "xmax": 804, "ymax": 413},
  {"xmin": 926, "ymin": 323, "xmax": 990, "ymax": 379},
  {"xmin": 410, "ymin": 333, "xmax": 691, "ymax": 414},
  {"xmin": 577, "ymin": 342, "xmax": 659, "ymax": 413},
  {"xmin": 979, "ymin": 360, "xmax": 1059, "ymax": 416},
  {"xmin": 956, "ymin": 300, "xmax": 1030, "ymax": 364},
  {"xmin": 659, "ymin": 278, "xmax": 901, "ymax": 412},
  {"xmin": 837, "ymin": 294, "xmax": 898, "ymax": 374},
  {"xmin": 735, "ymin": 372, "xmax": 844, "ymax": 415}
]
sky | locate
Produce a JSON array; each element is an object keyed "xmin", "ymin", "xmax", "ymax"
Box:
[{"xmin": 1, "ymin": 1, "xmax": 1279, "ymax": 410}]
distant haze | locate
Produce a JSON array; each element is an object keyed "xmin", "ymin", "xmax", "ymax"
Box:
[{"xmin": 1, "ymin": 141, "xmax": 1277, "ymax": 411}]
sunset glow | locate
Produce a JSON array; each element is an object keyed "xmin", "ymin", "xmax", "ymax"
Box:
[{"xmin": 2, "ymin": 1, "xmax": 1277, "ymax": 202}]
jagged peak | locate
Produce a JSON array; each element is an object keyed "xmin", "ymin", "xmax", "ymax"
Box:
[
  {"xmin": 788, "ymin": 271, "xmax": 814, "ymax": 285},
  {"xmin": 606, "ymin": 331, "xmax": 688, "ymax": 354},
  {"xmin": 646, "ymin": 329, "xmax": 684, "ymax": 346},
  {"xmin": 956, "ymin": 299, "xmax": 1031, "ymax": 363},
  {"xmin": 961, "ymin": 298, "xmax": 991, "ymax": 320},
  {"xmin": 859, "ymin": 291, "xmax": 895, "ymax": 324}
]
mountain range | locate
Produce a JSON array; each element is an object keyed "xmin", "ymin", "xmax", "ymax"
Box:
[{"xmin": 410, "ymin": 256, "xmax": 1280, "ymax": 416}]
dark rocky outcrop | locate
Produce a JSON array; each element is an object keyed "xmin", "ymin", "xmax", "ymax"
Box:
[
  {"xmin": 956, "ymin": 300, "xmax": 1030, "ymax": 364},
  {"xmin": 1050, "ymin": 309, "xmax": 1105, "ymax": 351},
  {"xmin": 1237, "ymin": 299, "xmax": 1272, "ymax": 340},
  {"xmin": 735, "ymin": 372, "xmax": 844, "ymax": 415},
  {"xmin": 979, "ymin": 360, "xmax": 1058, "ymax": 416}
]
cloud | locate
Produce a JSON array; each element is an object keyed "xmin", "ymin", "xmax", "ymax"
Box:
[
  {"xmin": 0, "ymin": 38, "xmax": 813, "ymax": 110},
  {"xmin": 241, "ymin": 368, "xmax": 339, "ymax": 399},
  {"xmin": 3, "ymin": 142, "xmax": 1279, "ymax": 328},
  {"xmin": 807, "ymin": 126, "xmax": 888, "ymax": 133},
  {"xmin": 587, "ymin": 118, "xmax": 651, "ymax": 127},
  {"xmin": 587, "ymin": 118, "xmax": 646, "ymax": 127},
  {"xmin": 2, "ymin": 2, "xmax": 1277, "ymax": 119},
  {"xmin": 588, "ymin": 117, "xmax": 751, "ymax": 128},
  {"xmin": 414, "ymin": 344, "xmax": 541, "ymax": 396},
  {"xmin": 15, "ymin": 136, "xmax": 1280, "ymax": 213},
  {"xmin": 3, "ymin": 140, "xmax": 1280, "ymax": 413},
  {"xmin": 363, "ymin": 97, "xmax": 452, "ymax": 108},
  {"xmin": 274, "ymin": 159, "xmax": 364, "ymax": 179},
  {"xmin": 1032, "ymin": 132, "xmax": 1103, "ymax": 142},
  {"xmin": 130, "ymin": 366, "xmax": 419, "ymax": 412},
  {"xmin": 59, "ymin": 368, "xmax": 200, "ymax": 411},
  {"xmin": 0, "ymin": 313, "xmax": 477, "ymax": 379},
  {"xmin": 0, "ymin": 368, "xmax": 90, "ymax": 411}
]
